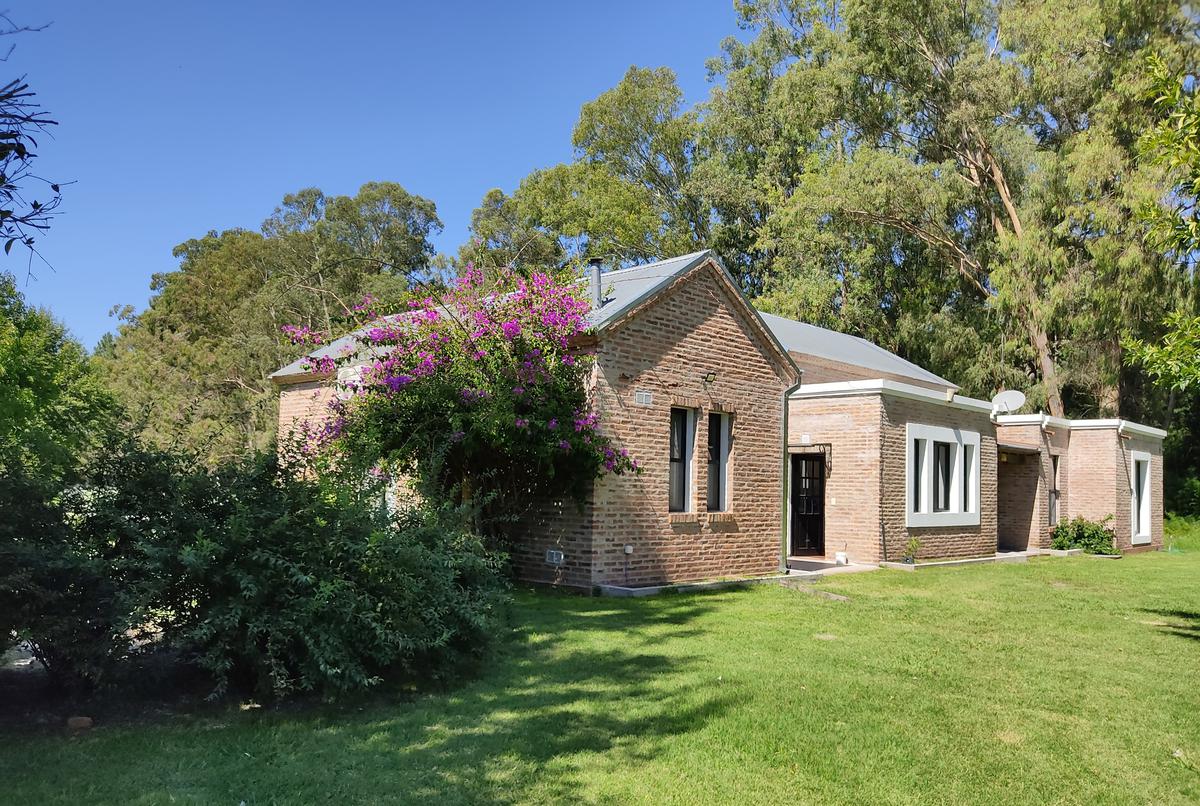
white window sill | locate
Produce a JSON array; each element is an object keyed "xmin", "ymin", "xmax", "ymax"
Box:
[{"xmin": 907, "ymin": 511, "xmax": 982, "ymax": 528}]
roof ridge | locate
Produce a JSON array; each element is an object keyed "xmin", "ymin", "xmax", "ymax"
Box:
[{"xmin": 586, "ymin": 249, "xmax": 711, "ymax": 279}]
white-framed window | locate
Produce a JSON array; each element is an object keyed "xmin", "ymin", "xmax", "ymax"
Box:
[
  {"xmin": 1131, "ymin": 450, "xmax": 1151, "ymax": 545},
  {"xmin": 1048, "ymin": 454, "xmax": 1060, "ymax": 526},
  {"xmin": 706, "ymin": 412, "xmax": 731, "ymax": 512},
  {"xmin": 906, "ymin": 423, "xmax": 982, "ymax": 528},
  {"xmin": 669, "ymin": 407, "xmax": 696, "ymax": 512}
]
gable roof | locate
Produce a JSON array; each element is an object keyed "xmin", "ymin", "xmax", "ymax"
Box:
[
  {"xmin": 585, "ymin": 249, "xmax": 799, "ymax": 384},
  {"xmin": 270, "ymin": 332, "xmax": 358, "ymax": 381},
  {"xmin": 757, "ymin": 311, "xmax": 957, "ymax": 391},
  {"xmin": 280, "ymin": 250, "xmax": 941, "ymax": 389},
  {"xmin": 585, "ymin": 249, "xmax": 713, "ymax": 330}
]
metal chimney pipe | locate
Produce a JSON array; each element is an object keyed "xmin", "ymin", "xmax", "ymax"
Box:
[{"xmin": 589, "ymin": 257, "xmax": 603, "ymax": 309}]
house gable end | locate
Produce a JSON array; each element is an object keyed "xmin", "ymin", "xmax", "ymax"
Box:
[{"xmin": 595, "ymin": 257, "xmax": 799, "ymax": 386}]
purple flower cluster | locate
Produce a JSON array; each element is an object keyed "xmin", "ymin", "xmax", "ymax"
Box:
[
  {"xmin": 282, "ymin": 324, "xmax": 326, "ymax": 347},
  {"xmin": 285, "ymin": 262, "xmax": 639, "ymax": 478}
]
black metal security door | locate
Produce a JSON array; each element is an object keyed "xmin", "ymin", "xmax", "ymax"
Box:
[{"xmin": 790, "ymin": 454, "xmax": 825, "ymax": 555}]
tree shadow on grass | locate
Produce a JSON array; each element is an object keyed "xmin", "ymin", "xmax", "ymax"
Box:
[
  {"xmin": 1139, "ymin": 608, "xmax": 1200, "ymax": 642},
  {"xmin": 7, "ymin": 588, "xmax": 742, "ymax": 804},
  {"xmin": 312, "ymin": 590, "xmax": 741, "ymax": 803}
]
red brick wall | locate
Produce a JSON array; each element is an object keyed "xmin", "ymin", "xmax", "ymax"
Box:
[
  {"xmin": 585, "ymin": 262, "xmax": 794, "ymax": 586},
  {"xmin": 787, "ymin": 395, "xmax": 883, "ymax": 563},
  {"xmin": 994, "ymin": 422, "xmax": 1071, "ymax": 551},
  {"xmin": 996, "ymin": 452, "xmax": 1039, "ymax": 551},
  {"xmin": 1113, "ymin": 434, "xmax": 1164, "ymax": 552},
  {"xmin": 1057, "ymin": 426, "xmax": 1163, "ymax": 552},
  {"xmin": 880, "ymin": 398, "xmax": 998, "ymax": 561},
  {"xmin": 276, "ymin": 379, "xmax": 335, "ymax": 446},
  {"xmin": 509, "ymin": 491, "xmax": 595, "ymax": 587},
  {"xmin": 1065, "ymin": 428, "xmax": 1119, "ymax": 528}
]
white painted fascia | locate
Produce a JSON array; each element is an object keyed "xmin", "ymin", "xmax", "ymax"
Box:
[
  {"xmin": 994, "ymin": 413, "xmax": 1071, "ymax": 430},
  {"xmin": 791, "ymin": 378, "xmax": 994, "ymax": 414},
  {"xmin": 1070, "ymin": 419, "xmax": 1168, "ymax": 441}
]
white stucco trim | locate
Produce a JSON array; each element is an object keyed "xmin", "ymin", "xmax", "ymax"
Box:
[
  {"xmin": 1130, "ymin": 450, "xmax": 1152, "ymax": 545},
  {"xmin": 1071, "ymin": 419, "xmax": 1168, "ymax": 440},
  {"xmin": 791, "ymin": 379, "xmax": 994, "ymax": 414},
  {"xmin": 905, "ymin": 423, "xmax": 982, "ymax": 528},
  {"xmin": 994, "ymin": 413, "xmax": 1072, "ymax": 430},
  {"xmin": 991, "ymin": 414, "xmax": 1166, "ymax": 441}
]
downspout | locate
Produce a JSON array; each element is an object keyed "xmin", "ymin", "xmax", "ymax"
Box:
[{"xmin": 780, "ymin": 373, "xmax": 805, "ymax": 573}]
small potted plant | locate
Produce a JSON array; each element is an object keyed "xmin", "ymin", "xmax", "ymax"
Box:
[{"xmin": 903, "ymin": 537, "xmax": 921, "ymax": 565}]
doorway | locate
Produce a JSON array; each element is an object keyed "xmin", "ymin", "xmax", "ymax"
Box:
[{"xmin": 790, "ymin": 453, "xmax": 825, "ymax": 556}]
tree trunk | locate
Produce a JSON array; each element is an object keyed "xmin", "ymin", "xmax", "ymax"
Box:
[
  {"xmin": 1097, "ymin": 337, "xmax": 1122, "ymax": 417},
  {"xmin": 980, "ymin": 146, "xmax": 1065, "ymax": 418},
  {"xmin": 1028, "ymin": 319, "xmax": 1065, "ymax": 419}
]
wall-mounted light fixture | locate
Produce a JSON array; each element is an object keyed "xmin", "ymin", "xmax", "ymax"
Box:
[{"xmin": 702, "ymin": 371, "xmax": 717, "ymax": 384}]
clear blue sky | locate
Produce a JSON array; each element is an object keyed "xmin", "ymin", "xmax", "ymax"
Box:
[{"xmin": 8, "ymin": 1, "xmax": 745, "ymax": 349}]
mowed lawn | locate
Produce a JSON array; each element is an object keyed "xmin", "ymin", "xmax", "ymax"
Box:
[{"xmin": 6, "ymin": 527, "xmax": 1200, "ymax": 805}]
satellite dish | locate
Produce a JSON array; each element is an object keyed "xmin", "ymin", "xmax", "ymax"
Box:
[{"xmin": 991, "ymin": 389, "xmax": 1027, "ymax": 414}]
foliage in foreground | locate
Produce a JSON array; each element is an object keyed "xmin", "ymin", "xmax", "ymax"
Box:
[
  {"xmin": 1050, "ymin": 516, "xmax": 1118, "ymax": 555},
  {"xmin": 1, "ymin": 436, "xmax": 509, "ymax": 697}
]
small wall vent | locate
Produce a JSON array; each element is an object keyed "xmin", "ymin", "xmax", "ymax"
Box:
[
  {"xmin": 634, "ymin": 390, "xmax": 653, "ymax": 406},
  {"xmin": 545, "ymin": 549, "xmax": 565, "ymax": 566}
]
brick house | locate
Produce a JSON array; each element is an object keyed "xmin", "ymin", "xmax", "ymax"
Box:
[{"xmin": 273, "ymin": 250, "xmax": 1166, "ymax": 588}]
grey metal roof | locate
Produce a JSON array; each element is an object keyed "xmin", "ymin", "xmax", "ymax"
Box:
[
  {"xmin": 272, "ymin": 250, "xmax": 737, "ymax": 381},
  {"xmin": 585, "ymin": 249, "xmax": 713, "ymax": 330},
  {"xmin": 270, "ymin": 313, "xmax": 411, "ymax": 380},
  {"xmin": 276, "ymin": 249, "xmax": 817, "ymax": 385},
  {"xmin": 270, "ymin": 332, "xmax": 360, "ymax": 379},
  {"xmin": 757, "ymin": 311, "xmax": 957, "ymax": 390}
]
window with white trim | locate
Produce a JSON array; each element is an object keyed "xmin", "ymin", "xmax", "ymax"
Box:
[
  {"xmin": 669, "ymin": 407, "xmax": 695, "ymax": 512},
  {"xmin": 1131, "ymin": 451, "xmax": 1151, "ymax": 544},
  {"xmin": 1048, "ymin": 454, "xmax": 1060, "ymax": 526},
  {"xmin": 706, "ymin": 412, "xmax": 730, "ymax": 512},
  {"xmin": 906, "ymin": 423, "xmax": 982, "ymax": 528}
]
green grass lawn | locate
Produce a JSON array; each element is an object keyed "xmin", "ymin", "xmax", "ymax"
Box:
[{"xmin": 6, "ymin": 524, "xmax": 1200, "ymax": 805}]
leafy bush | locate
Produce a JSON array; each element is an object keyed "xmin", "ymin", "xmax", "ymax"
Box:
[
  {"xmin": 0, "ymin": 467, "xmax": 136, "ymax": 689},
  {"xmin": 159, "ymin": 462, "xmax": 507, "ymax": 699},
  {"xmin": 1166, "ymin": 474, "xmax": 1200, "ymax": 516},
  {"xmin": 3, "ymin": 433, "xmax": 509, "ymax": 698},
  {"xmin": 1050, "ymin": 516, "xmax": 1118, "ymax": 555}
]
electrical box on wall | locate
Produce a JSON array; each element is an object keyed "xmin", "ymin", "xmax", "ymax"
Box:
[{"xmin": 545, "ymin": 549, "xmax": 564, "ymax": 566}]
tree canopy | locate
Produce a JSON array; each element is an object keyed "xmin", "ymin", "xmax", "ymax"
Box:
[
  {"xmin": 97, "ymin": 183, "xmax": 443, "ymax": 464},
  {"xmin": 463, "ymin": 0, "xmax": 1197, "ymax": 421}
]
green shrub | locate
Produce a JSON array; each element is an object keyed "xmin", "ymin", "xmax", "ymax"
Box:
[
  {"xmin": 0, "ymin": 466, "xmax": 142, "ymax": 690},
  {"xmin": 1050, "ymin": 516, "xmax": 1118, "ymax": 555},
  {"xmin": 154, "ymin": 460, "xmax": 509, "ymax": 699},
  {"xmin": 4, "ymin": 434, "xmax": 509, "ymax": 698}
]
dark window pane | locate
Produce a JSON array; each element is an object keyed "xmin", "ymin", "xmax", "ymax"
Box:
[
  {"xmin": 962, "ymin": 444, "xmax": 973, "ymax": 512},
  {"xmin": 933, "ymin": 441, "xmax": 952, "ymax": 512},
  {"xmin": 669, "ymin": 408, "xmax": 688, "ymax": 511},
  {"xmin": 912, "ymin": 439, "xmax": 922, "ymax": 513},
  {"xmin": 669, "ymin": 460, "xmax": 685, "ymax": 511},
  {"xmin": 670, "ymin": 408, "xmax": 685, "ymax": 461},
  {"xmin": 707, "ymin": 412, "xmax": 723, "ymax": 511},
  {"xmin": 1049, "ymin": 455, "xmax": 1059, "ymax": 524}
]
